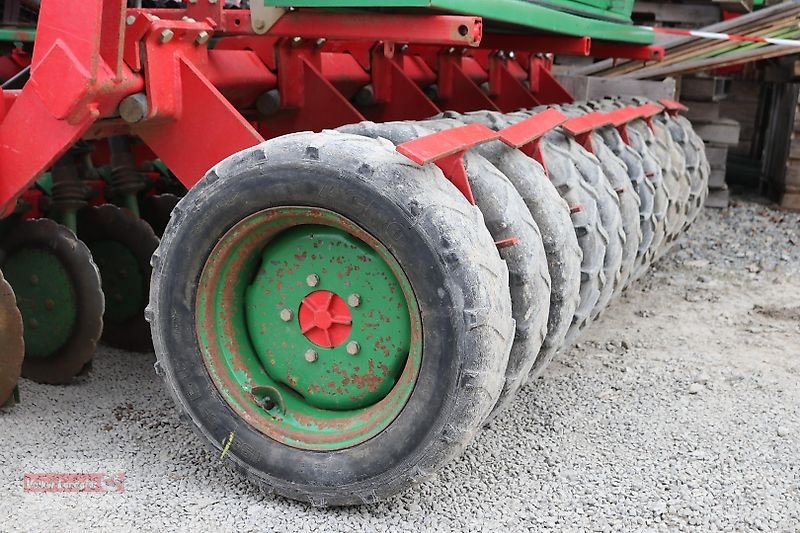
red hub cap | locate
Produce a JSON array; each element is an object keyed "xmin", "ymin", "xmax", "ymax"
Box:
[{"xmin": 298, "ymin": 290, "xmax": 352, "ymax": 348}]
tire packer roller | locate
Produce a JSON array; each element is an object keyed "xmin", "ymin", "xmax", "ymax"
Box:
[{"xmin": 0, "ymin": 0, "xmax": 709, "ymax": 504}]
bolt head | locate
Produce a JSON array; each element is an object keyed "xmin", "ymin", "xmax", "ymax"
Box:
[
  {"xmin": 347, "ymin": 294, "xmax": 361, "ymax": 308},
  {"xmin": 195, "ymin": 30, "xmax": 210, "ymax": 45},
  {"xmin": 279, "ymin": 309, "xmax": 293, "ymax": 322},
  {"xmin": 306, "ymin": 274, "xmax": 320, "ymax": 287},
  {"xmin": 126, "ymin": 15, "xmax": 137, "ymax": 26},
  {"xmin": 159, "ymin": 29, "xmax": 174, "ymax": 44},
  {"xmin": 119, "ymin": 93, "xmax": 149, "ymax": 124},
  {"xmin": 346, "ymin": 341, "xmax": 360, "ymax": 355},
  {"xmin": 304, "ymin": 349, "xmax": 318, "ymax": 363}
]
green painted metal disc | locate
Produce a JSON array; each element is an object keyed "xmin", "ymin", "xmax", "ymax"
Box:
[
  {"xmin": 196, "ymin": 207, "xmax": 422, "ymax": 451},
  {"xmin": 245, "ymin": 225, "xmax": 412, "ymax": 411},
  {"xmin": 3, "ymin": 248, "xmax": 77, "ymax": 359}
]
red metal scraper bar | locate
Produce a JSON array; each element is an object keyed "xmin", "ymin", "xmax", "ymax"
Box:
[
  {"xmin": 634, "ymin": 102, "xmax": 664, "ymax": 131},
  {"xmin": 561, "ymin": 111, "xmax": 613, "ymax": 153},
  {"xmin": 603, "ymin": 106, "xmax": 641, "ymax": 145},
  {"xmin": 498, "ymin": 108, "xmax": 568, "ymax": 174},
  {"xmin": 658, "ymin": 98, "xmax": 689, "ymax": 116},
  {"xmin": 396, "ymin": 123, "xmax": 499, "ymax": 204}
]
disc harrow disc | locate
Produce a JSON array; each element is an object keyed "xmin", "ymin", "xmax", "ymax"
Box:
[
  {"xmin": 139, "ymin": 193, "xmax": 180, "ymax": 238},
  {"xmin": 0, "ymin": 218, "xmax": 104, "ymax": 384},
  {"xmin": 78, "ymin": 204, "xmax": 159, "ymax": 352},
  {"xmin": 0, "ymin": 267, "xmax": 24, "ymax": 407}
]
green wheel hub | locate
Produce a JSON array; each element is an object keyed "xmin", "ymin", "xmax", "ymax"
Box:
[
  {"xmin": 197, "ymin": 207, "xmax": 421, "ymax": 450},
  {"xmin": 3, "ymin": 248, "xmax": 77, "ymax": 358},
  {"xmin": 88, "ymin": 240, "xmax": 145, "ymax": 324}
]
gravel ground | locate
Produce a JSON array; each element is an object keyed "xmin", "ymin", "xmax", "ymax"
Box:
[{"xmin": 1, "ymin": 198, "xmax": 799, "ymax": 532}]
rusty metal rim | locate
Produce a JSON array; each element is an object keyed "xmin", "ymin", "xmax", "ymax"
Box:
[{"xmin": 196, "ymin": 206, "xmax": 422, "ymax": 451}]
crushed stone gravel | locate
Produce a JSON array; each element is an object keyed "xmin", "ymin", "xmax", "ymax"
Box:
[{"xmin": 1, "ymin": 197, "xmax": 798, "ymax": 532}]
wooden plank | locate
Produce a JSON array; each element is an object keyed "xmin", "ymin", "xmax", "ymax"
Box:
[
  {"xmin": 570, "ymin": 1, "xmax": 800, "ymax": 76},
  {"xmin": 780, "ymin": 191, "xmax": 800, "ymax": 211},
  {"xmin": 555, "ymin": 74, "xmax": 676, "ymax": 101},
  {"xmin": 681, "ymin": 77, "xmax": 730, "ymax": 101},
  {"xmin": 705, "ymin": 187, "xmax": 730, "ymax": 208},
  {"xmin": 709, "ymin": 168, "xmax": 727, "ymax": 188},
  {"xmin": 630, "ymin": 42, "xmax": 800, "ymax": 79},
  {"xmin": 706, "ymin": 144, "xmax": 728, "ymax": 168},
  {"xmin": 696, "ymin": 119, "xmax": 741, "ymax": 145},
  {"xmin": 633, "ymin": 2, "xmax": 721, "ymax": 25},
  {"xmin": 686, "ymin": 101, "xmax": 721, "ymax": 122}
]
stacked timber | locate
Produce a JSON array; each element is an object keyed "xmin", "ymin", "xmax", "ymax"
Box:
[
  {"xmin": 682, "ymin": 77, "xmax": 742, "ymax": 207},
  {"xmin": 573, "ymin": 1, "xmax": 800, "ymax": 79},
  {"xmin": 783, "ymin": 102, "xmax": 800, "ymax": 210}
]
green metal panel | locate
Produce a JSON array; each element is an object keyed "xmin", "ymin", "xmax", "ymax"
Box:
[
  {"xmin": 264, "ymin": 0, "xmax": 654, "ymax": 44},
  {"xmin": 0, "ymin": 27, "xmax": 35, "ymax": 43}
]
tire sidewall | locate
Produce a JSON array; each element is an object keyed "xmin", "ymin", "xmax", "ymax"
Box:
[{"xmin": 153, "ymin": 158, "xmax": 470, "ymax": 499}]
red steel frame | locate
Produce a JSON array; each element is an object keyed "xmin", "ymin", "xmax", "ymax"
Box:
[{"xmin": 0, "ymin": 1, "xmax": 666, "ymax": 217}]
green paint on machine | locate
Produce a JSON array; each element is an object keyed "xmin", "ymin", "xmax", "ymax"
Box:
[
  {"xmin": 264, "ymin": 0, "xmax": 652, "ymax": 43},
  {"xmin": 196, "ymin": 207, "xmax": 422, "ymax": 451},
  {"xmin": 3, "ymin": 248, "xmax": 77, "ymax": 358},
  {"xmin": 245, "ymin": 225, "xmax": 412, "ymax": 411}
]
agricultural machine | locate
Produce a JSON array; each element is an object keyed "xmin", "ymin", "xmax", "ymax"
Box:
[{"xmin": 0, "ymin": 0, "xmax": 708, "ymax": 505}]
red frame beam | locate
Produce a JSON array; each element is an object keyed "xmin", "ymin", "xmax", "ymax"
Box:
[
  {"xmin": 589, "ymin": 42, "xmax": 664, "ymax": 61},
  {"xmin": 131, "ymin": 8, "xmax": 483, "ymax": 46},
  {"xmin": 480, "ymin": 34, "xmax": 591, "ymax": 56}
]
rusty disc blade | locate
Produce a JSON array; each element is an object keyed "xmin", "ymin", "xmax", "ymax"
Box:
[{"xmin": 0, "ymin": 267, "xmax": 24, "ymax": 406}]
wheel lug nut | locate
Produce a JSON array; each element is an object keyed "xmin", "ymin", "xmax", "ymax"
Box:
[
  {"xmin": 306, "ymin": 274, "xmax": 319, "ymax": 287},
  {"xmin": 347, "ymin": 293, "xmax": 361, "ymax": 307},
  {"xmin": 44, "ymin": 299, "xmax": 55, "ymax": 310},
  {"xmin": 346, "ymin": 341, "xmax": 360, "ymax": 355},
  {"xmin": 304, "ymin": 349, "xmax": 318, "ymax": 363},
  {"xmin": 279, "ymin": 309, "xmax": 293, "ymax": 322},
  {"xmin": 29, "ymin": 275, "xmax": 39, "ymax": 286},
  {"xmin": 28, "ymin": 318, "xmax": 38, "ymax": 329}
]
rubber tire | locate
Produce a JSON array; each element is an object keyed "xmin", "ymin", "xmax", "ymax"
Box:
[
  {"xmin": 149, "ymin": 131, "xmax": 514, "ymax": 506},
  {"xmin": 561, "ymin": 103, "xmax": 641, "ymax": 294},
  {"xmin": 0, "ymin": 218, "xmax": 104, "ymax": 384},
  {"xmin": 338, "ymin": 118, "xmax": 550, "ymax": 420},
  {"xmin": 0, "ymin": 267, "xmax": 24, "ymax": 407},
  {"xmin": 440, "ymin": 110, "xmax": 582, "ymax": 378},
  {"xmin": 576, "ymin": 100, "xmax": 656, "ymax": 287},
  {"xmin": 669, "ymin": 114, "xmax": 710, "ymax": 227},
  {"xmin": 615, "ymin": 98, "xmax": 688, "ymax": 256},
  {"xmin": 78, "ymin": 204, "xmax": 159, "ymax": 352},
  {"xmin": 535, "ymin": 118, "xmax": 624, "ymax": 322},
  {"xmin": 418, "ymin": 117, "xmax": 552, "ymax": 409},
  {"xmin": 591, "ymin": 99, "xmax": 669, "ymax": 278},
  {"xmin": 504, "ymin": 110, "xmax": 608, "ymax": 350}
]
